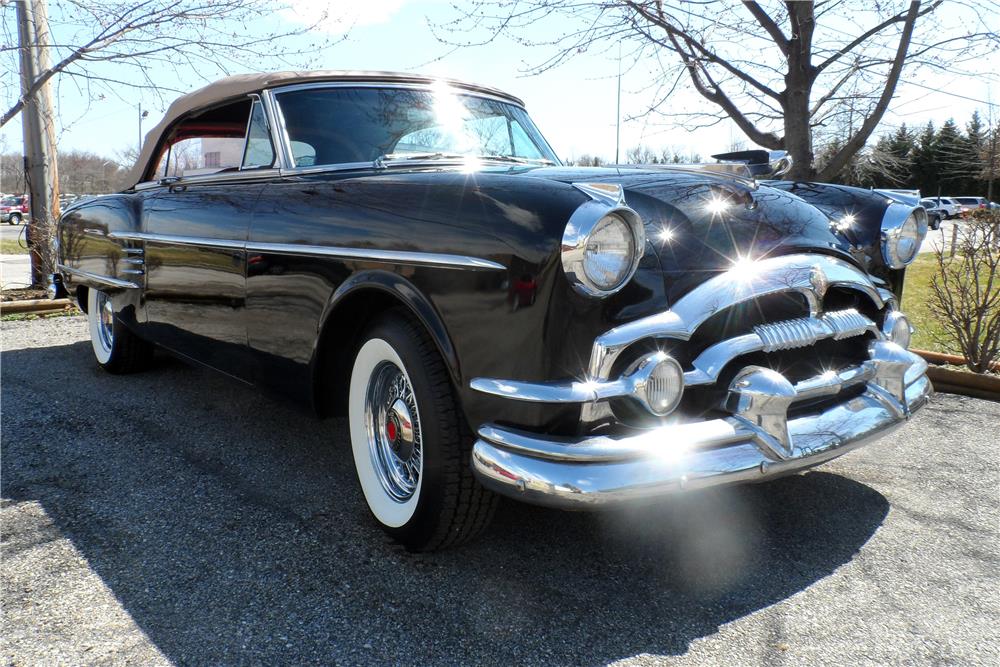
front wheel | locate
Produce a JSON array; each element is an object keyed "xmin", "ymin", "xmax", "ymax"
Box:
[
  {"xmin": 9, "ymin": 213, "xmax": 21, "ymax": 225},
  {"xmin": 348, "ymin": 312, "xmax": 496, "ymax": 551},
  {"xmin": 87, "ymin": 288, "xmax": 154, "ymax": 373}
]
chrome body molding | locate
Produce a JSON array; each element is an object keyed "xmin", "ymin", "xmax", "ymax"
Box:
[
  {"xmin": 245, "ymin": 242, "xmax": 506, "ymax": 271},
  {"xmin": 472, "ymin": 346, "xmax": 931, "ymax": 509},
  {"xmin": 56, "ymin": 264, "xmax": 140, "ymax": 290},
  {"xmin": 104, "ymin": 232, "xmax": 506, "ymax": 270},
  {"xmin": 109, "ymin": 231, "xmax": 244, "ymax": 250}
]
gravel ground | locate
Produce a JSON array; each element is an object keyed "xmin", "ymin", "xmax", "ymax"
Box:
[{"xmin": 2, "ymin": 316, "xmax": 998, "ymax": 666}]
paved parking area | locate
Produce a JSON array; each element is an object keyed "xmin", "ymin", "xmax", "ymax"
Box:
[{"xmin": 2, "ymin": 316, "xmax": 998, "ymax": 666}]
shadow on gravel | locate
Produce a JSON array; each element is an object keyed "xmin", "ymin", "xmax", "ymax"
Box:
[{"xmin": 3, "ymin": 341, "xmax": 890, "ymax": 665}]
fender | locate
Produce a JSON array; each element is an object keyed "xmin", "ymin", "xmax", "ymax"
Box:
[{"xmin": 310, "ymin": 269, "xmax": 464, "ymax": 406}]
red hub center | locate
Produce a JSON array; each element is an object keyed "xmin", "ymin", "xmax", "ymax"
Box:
[{"xmin": 386, "ymin": 419, "xmax": 397, "ymax": 442}]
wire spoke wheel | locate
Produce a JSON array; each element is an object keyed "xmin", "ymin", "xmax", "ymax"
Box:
[{"xmin": 364, "ymin": 361, "xmax": 423, "ymax": 502}]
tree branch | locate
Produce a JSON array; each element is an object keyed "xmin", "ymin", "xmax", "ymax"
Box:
[
  {"xmin": 742, "ymin": 1, "xmax": 789, "ymax": 57},
  {"xmin": 817, "ymin": 1, "xmax": 923, "ymax": 180}
]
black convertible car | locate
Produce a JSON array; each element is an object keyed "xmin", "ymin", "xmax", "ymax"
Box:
[{"xmin": 55, "ymin": 71, "xmax": 931, "ymax": 551}]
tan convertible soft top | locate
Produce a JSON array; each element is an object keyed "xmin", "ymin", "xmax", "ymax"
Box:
[{"xmin": 126, "ymin": 70, "xmax": 525, "ymax": 187}]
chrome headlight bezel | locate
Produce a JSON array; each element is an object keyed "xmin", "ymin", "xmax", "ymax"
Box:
[
  {"xmin": 881, "ymin": 204, "xmax": 928, "ymax": 269},
  {"xmin": 562, "ymin": 183, "xmax": 646, "ymax": 297}
]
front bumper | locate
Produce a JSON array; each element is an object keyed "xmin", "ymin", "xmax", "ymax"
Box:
[
  {"xmin": 473, "ymin": 368, "xmax": 931, "ymax": 509},
  {"xmin": 470, "ymin": 253, "xmax": 932, "ymax": 509}
]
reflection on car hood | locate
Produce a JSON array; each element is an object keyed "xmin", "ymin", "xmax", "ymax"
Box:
[{"xmin": 516, "ymin": 166, "xmax": 858, "ymax": 302}]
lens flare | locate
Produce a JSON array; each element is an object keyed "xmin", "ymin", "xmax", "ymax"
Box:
[{"xmin": 705, "ymin": 196, "xmax": 731, "ymax": 216}]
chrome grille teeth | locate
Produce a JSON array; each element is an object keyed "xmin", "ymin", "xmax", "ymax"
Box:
[
  {"xmin": 823, "ymin": 309, "xmax": 873, "ymax": 340},
  {"xmin": 753, "ymin": 317, "xmax": 821, "ymax": 352}
]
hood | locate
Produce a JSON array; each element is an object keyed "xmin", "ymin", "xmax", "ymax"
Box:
[{"xmin": 517, "ymin": 166, "xmax": 857, "ymax": 302}]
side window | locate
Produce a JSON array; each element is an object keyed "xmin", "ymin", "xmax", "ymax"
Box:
[
  {"xmin": 510, "ymin": 121, "xmax": 537, "ymax": 157},
  {"xmin": 164, "ymin": 136, "xmax": 245, "ymax": 177},
  {"xmin": 242, "ymin": 99, "xmax": 275, "ymax": 169},
  {"xmin": 290, "ymin": 141, "xmax": 317, "ymax": 167}
]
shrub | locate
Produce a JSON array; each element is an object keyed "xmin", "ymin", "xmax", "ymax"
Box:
[{"xmin": 928, "ymin": 210, "xmax": 1000, "ymax": 373}]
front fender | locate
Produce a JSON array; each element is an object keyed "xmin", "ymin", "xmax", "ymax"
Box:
[{"xmin": 314, "ymin": 269, "xmax": 462, "ymax": 389}]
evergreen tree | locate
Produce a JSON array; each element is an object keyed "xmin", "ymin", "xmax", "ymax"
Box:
[
  {"xmin": 935, "ymin": 119, "xmax": 967, "ymax": 192},
  {"xmin": 911, "ymin": 121, "xmax": 939, "ymax": 196},
  {"xmin": 963, "ymin": 111, "xmax": 987, "ymax": 195}
]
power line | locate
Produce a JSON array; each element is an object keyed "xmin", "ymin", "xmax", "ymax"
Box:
[{"xmin": 904, "ymin": 81, "xmax": 998, "ymax": 107}]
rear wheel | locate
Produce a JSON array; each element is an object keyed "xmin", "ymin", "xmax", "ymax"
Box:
[
  {"xmin": 9, "ymin": 213, "xmax": 21, "ymax": 225},
  {"xmin": 348, "ymin": 312, "xmax": 496, "ymax": 551},
  {"xmin": 87, "ymin": 288, "xmax": 154, "ymax": 373}
]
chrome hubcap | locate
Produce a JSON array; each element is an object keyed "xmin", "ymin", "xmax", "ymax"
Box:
[
  {"xmin": 365, "ymin": 361, "xmax": 422, "ymax": 502},
  {"xmin": 96, "ymin": 291, "xmax": 114, "ymax": 352}
]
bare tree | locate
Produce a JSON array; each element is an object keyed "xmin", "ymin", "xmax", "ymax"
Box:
[
  {"xmin": 436, "ymin": 1, "xmax": 999, "ymax": 179},
  {"xmin": 1, "ymin": 0, "xmax": 344, "ymax": 128}
]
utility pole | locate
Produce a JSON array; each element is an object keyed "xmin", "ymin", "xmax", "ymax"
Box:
[
  {"xmin": 16, "ymin": 0, "xmax": 60, "ymax": 288},
  {"xmin": 615, "ymin": 42, "xmax": 621, "ymax": 165}
]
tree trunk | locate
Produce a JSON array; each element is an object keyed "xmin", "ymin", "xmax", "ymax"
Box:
[{"xmin": 782, "ymin": 0, "xmax": 817, "ymax": 180}]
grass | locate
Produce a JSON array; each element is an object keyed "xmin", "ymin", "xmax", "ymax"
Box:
[
  {"xmin": 902, "ymin": 255, "xmax": 951, "ymax": 353},
  {"xmin": 902, "ymin": 253, "xmax": 973, "ymax": 356},
  {"xmin": 0, "ymin": 308, "xmax": 81, "ymax": 322},
  {"xmin": 0, "ymin": 238, "xmax": 28, "ymax": 254}
]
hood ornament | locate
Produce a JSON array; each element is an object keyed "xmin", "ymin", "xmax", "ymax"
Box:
[{"xmin": 810, "ymin": 264, "xmax": 830, "ymax": 302}]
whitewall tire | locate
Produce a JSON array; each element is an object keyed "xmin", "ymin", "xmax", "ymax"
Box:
[
  {"xmin": 349, "ymin": 337, "xmax": 423, "ymax": 528},
  {"xmin": 86, "ymin": 288, "xmax": 154, "ymax": 374},
  {"xmin": 346, "ymin": 312, "xmax": 497, "ymax": 551}
]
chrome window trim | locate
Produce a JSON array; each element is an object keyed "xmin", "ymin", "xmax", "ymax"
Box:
[
  {"xmin": 56, "ymin": 264, "xmax": 139, "ymax": 289},
  {"xmin": 105, "ymin": 232, "xmax": 505, "ymax": 270},
  {"xmin": 240, "ymin": 95, "xmax": 277, "ymax": 170},
  {"xmin": 134, "ymin": 168, "xmax": 281, "ymax": 191},
  {"xmin": 267, "ymin": 81, "xmax": 527, "ymax": 109}
]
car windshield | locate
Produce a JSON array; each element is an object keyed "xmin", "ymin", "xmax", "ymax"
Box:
[{"xmin": 273, "ymin": 85, "xmax": 559, "ymax": 168}]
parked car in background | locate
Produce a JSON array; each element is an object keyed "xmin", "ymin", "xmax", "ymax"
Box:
[
  {"xmin": 920, "ymin": 197, "xmax": 960, "ymax": 220},
  {"xmin": 55, "ymin": 71, "xmax": 932, "ymax": 551},
  {"xmin": 952, "ymin": 196, "xmax": 989, "ymax": 216},
  {"xmin": 917, "ymin": 200, "xmax": 943, "ymax": 230},
  {"xmin": 1, "ymin": 194, "xmax": 29, "ymax": 225}
]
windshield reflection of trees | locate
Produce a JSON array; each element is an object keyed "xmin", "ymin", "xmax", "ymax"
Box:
[{"xmin": 277, "ymin": 88, "xmax": 552, "ymax": 164}]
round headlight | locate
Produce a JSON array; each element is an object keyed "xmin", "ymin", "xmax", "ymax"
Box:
[
  {"xmin": 583, "ymin": 213, "xmax": 636, "ymax": 291},
  {"xmin": 882, "ymin": 206, "xmax": 927, "ymax": 269},
  {"xmin": 562, "ymin": 188, "xmax": 645, "ymax": 297},
  {"xmin": 882, "ymin": 311, "xmax": 912, "ymax": 348}
]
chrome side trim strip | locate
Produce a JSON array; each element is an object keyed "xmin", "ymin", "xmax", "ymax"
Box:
[
  {"xmin": 56, "ymin": 264, "xmax": 139, "ymax": 289},
  {"xmin": 108, "ymin": 231, "xmax": 244, "ymax": 250},
  {"xmin": 246, "ymin": 242, "xmax": 506, "ymax": 271},
  {"xmin": 106, "ymin": 232, "xmax": 506, "ymax": 270}
]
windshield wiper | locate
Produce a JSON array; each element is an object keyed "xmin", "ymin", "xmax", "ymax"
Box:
[
  {"xmin": 373, "ymin": 152, "xmax": 467, "ymax": 168},
  {"xmin": 373, "ymin": 152, "xmax": 556, "ymax": 168},
  {"xmin": 476, "ymin": 155, "xmax": 555, "ymax": 166}
]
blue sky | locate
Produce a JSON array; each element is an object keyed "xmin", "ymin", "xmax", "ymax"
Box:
[{"xmin": 2, "ymin": 0, "xmax": 998, "ymax": 164}]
